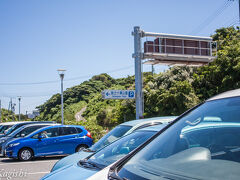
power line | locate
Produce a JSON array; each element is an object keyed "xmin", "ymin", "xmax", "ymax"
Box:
[
  {"xmin": 0, "ymin": 65, "xmax": 134, "ymax": 98},
  {"xmin": 190, "ymin": 0, "xmax": 234, "ymax": 35},
  {"xmin": 221, "ymin": 14, "xmax": 238, "ymax": 26},
  {"xmin": 0, "ymin": 65, "xmax": 133, "ymax": 86},
  {"xmin": 225, "ymin": 19, "xmax": 239, "ymax": 27},
  {"xmin": 0, "ymin": 93, "xmax": 57, "ymax": 98},
  {"xmin": 65, "ymin": 65, "xmax": 133, "ymax": 81}
]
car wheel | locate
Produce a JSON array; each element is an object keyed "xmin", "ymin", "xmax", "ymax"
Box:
[
  {"xmin": 18, "ymin": 148, "xmax": 33, "ymax": 161},
  {"xmin": 75, "ymin": 144, "xmax": 88, "ymax": 152}
]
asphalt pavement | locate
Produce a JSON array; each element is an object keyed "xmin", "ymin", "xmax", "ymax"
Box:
[{"xmin": 0, "ymin": 156, "xmax": 65, "ymax": 180}]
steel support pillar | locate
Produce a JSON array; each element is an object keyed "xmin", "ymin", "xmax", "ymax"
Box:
[{"xmin": 133, "ymin": 26, "xmax": 143, "ymax": 119}]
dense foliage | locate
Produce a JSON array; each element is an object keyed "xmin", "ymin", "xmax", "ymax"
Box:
[
  {"xmin": 193, "ymin": 27, "xmax": 240, "ymax": 100},
  {"xmin": 0, "ymin": 108, "xmax": 18, "ymax": 122},
  {"xmin": 35, "ymin": 27, "xmax": 240, "ymax": 141}
]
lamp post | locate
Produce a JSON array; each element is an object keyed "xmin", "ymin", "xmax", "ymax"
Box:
[
  {"xmin": 57, "ymin": 69, "xmax": 66, "ymax": 125},
  {"xmin": 18, "ymin": 96, "xmax": 21, "ymax": 121}
]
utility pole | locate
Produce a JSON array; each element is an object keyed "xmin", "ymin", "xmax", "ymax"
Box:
[
  {"xmin": 231, "ymin": 0, "xmax": 240, "ymax": 23},
  {"xmin": 12, "ymin": 103, "xmax": 16, "ymax": 121},
  {"xmin": 8, "ymin": 98, "xmax": 12, "ymax": 113},
  {"xmin": 8, "ymin": 98, "xmax": 16, "ymax": 121},
  {"xmin": 18, "ymin": 96, "xmax": 21, "ymax": 121},
  {"xmin": 238, "ymin": 0, "xmax": 240, "ymax": 23},
  {"xmin": 152, "ymin": 65, "xmax": 155, "ymax": 75},
  {"xmin": 132, "ymin": 26, "xmax": 144, "ymax": 119}
]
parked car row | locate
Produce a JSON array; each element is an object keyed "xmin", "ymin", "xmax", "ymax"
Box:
[
  {"xmin": 42, "ymin": 124, "xmax": 170, "ymax": 180},
  {"xmin": 0, "ymin": 121, "xmax": 93, "ymax": 161},
  {"xmin": 41, "ymin": 89, "xmax": 240, "ymax": 180},
  {"xmin": 50, "ymin": 116, "xmax": 177, "ymax": 172}
]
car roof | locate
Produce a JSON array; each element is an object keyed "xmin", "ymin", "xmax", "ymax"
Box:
[
  {"xmin": 26, "ymin": 124, "xmax": 84, "ymax": 136},
  {"xmin": 136, "ymin": 123, "xmax": 168, "ymax": 132},
  {"xmin": 17, "ymin": 121, "xmax": 55, "ymax": 124},
  {"xmin": 21, "ymin": 123, "xmax": 57, "ymax": 128},
  {"xmin": 120, "ymin": 116, "xmax": 177, "ymax": 126},
  {"xmin": 207, "ymin": 88, "xmax": 240, "ymax": 101},
  {"xmin": 0, "ymin": 121, "xmax": 27, "ymax": 125},
  {"xmin": 32, "ymin": 124, "xmax": 83, "ymax": 131}
]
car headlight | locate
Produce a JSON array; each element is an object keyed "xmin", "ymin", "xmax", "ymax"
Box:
[{"xmin": 8, "ymin": 143, "xmax": 20, "ymax": 147}]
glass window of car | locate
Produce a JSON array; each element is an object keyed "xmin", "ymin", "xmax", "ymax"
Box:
[
  {"xmin": 91, "ymin": 125, "xmax": 132, "ymax": 151},
  {"xmin": 0, "ymin": 125, "xmax": 11, "ymax": 134},
  {"xmin": 38, "ymin": 128, "xmax": 59, "ymax": 138},
  {"xmin": 181, "ymin": 128, "xmax": 213, "ymax": 149},
  {"xmin": 59, "ymin": 127, "xmax": 77, "ymax": 136},
  {"xmin": 4, "ymin": 124, "xmax": 23, "ymax": 135},
  {"xmin": 83, "ymin": 130, "xmax": 156, "ymax": 168},
  {"xmin": 75, "ymin": 127, "xmax": 83, "ymax": 133},
  {"xmin": 14, "ymin": 125, "xmax": 47, "ymax": 138},
  {"xmin": 117, "ymin": 97, "xmax": 240, "ymax": 180}
]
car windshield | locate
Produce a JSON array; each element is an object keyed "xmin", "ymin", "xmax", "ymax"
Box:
[
  {"xmin": 117, "ymin": 97, "xmax": 240, "ymax": 180},
  {"xmin": 7, "ymin": 126, "xmax": 25, "ymax": 137},
  {"xmin": 90, "ymin": 125, "xmax": 132, "ymax": 151},
  {"xmin": 4, "ymin": 124, "xmax": 19, "ymax": 135},
  {"xmin": 0, "ymin": 125, "xmax": 11, "ymax": 134},
  {"xmin": 86, "ymin": 130, "xmax": 156, "ymax": 168}
]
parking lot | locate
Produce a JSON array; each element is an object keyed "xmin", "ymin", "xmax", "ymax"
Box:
[{"xmin": 0, "ymin": 156, "xmax": 64, "ymax": 180}]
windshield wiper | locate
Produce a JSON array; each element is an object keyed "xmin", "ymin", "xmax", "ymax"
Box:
[
  {"xmin": 83, "ymin": 148, "xmax": 95, "ymax": 152},
  {"xmin": 108, "ymin": 171, "xmax": 124, "ymax": 180},
  {"xmin": 79, "ymin": 160, "xmax": 101, "ymax": 170}
]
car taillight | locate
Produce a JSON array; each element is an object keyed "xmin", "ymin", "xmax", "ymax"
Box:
[{"xmin": 86, "ymin": 132, "xmax": 92, "ymax": 139}]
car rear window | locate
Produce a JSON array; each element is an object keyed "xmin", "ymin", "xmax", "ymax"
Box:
[
  {"xmin": 59, "ymin": 127, "xmax": 78, "ymax": 135},
  {"xmin": 75, "ymin": 127, "xmax": 83, "ymax": 133}
]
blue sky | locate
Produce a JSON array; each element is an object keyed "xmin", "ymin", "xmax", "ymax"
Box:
[{"xmin": 0, "ymin": 0, "xmax": 238, "ymax": 114}]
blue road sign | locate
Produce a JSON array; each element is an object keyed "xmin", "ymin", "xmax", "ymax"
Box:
[{"xmin": 102, "ymin": 90, "xmax": 135, "ymax": 99}]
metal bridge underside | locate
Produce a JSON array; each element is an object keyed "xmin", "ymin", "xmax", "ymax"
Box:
[{"xmin": 143, "ymin": 52, "xmax": 215, "ymax": 66}]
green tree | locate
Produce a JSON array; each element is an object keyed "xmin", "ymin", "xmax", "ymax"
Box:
[{"xmin": 193, "ymin": 27, "xmax": 240, "ymax": 100}]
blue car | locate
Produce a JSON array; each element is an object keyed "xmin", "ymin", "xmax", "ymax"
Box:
[
  {"xmin": 5, "ymin": 125, "xmax": 93, "ymax": 161},
  {"xmin": 0, "ymin": 123, "xmax": 56, "ymax": 157},
  {"xmin": 41, "ymin": 124, "xmax": 168, "ymax": 180}
]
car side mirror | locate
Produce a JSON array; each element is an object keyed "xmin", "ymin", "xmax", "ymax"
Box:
[{"xmin": 38, "ymin": 135, "xmax": 44, "ymax": 140}]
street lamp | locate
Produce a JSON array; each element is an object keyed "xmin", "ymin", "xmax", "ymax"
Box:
[
  {"xmin": 18, "ymin": 96, "xmax": 21, "ymax": 121},
  {"xmin": 57, "ymin": 69, "xmax": 66, "ymax": 125}
]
